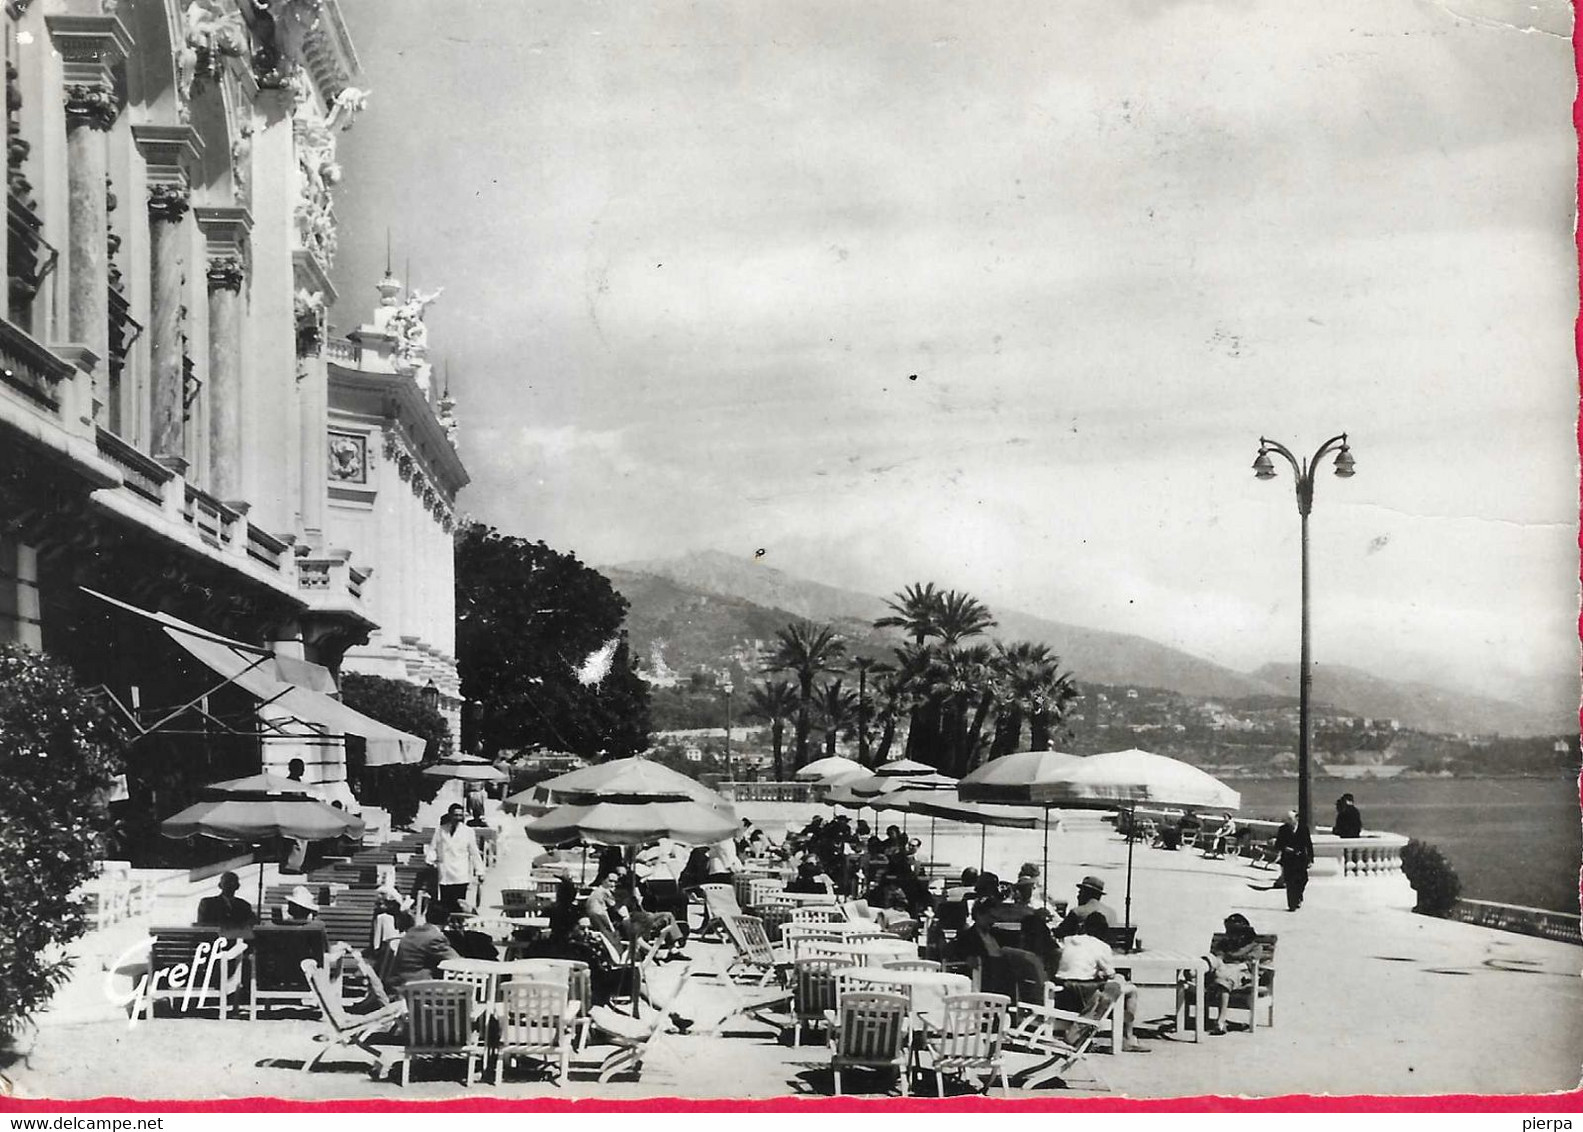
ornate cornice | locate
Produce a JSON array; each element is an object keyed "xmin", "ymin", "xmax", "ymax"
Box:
[
  {"xmin": 48, "ymin": 15, "xmax": 132, "ymax": 129},
  {"xmin": 206, "ymin": 254, "xmax": 245, "ymax": 292},
  {"xmin": 147, "ymin": 182, "xmax": 191, "ymax": 223}
]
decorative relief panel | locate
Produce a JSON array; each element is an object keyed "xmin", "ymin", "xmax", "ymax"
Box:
[{"xmin": 327, "ymin": 430, "xmax": 366, "ymax": 483}]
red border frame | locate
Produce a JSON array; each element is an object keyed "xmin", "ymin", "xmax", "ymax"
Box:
[{"xmin": 3, "ymin": 2, "xmax": 1582, "ymax": 1116}]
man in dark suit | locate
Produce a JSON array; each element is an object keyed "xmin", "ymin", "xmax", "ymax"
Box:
[
  {"xmin": 195, "ymin": 871, "xmax": 255, "ymax": 929},
  {"xmin": 383, "ymin": 902, "xmax": 460, "ymax": 995}
]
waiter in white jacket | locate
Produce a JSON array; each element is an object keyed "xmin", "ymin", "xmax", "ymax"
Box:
[{"xmin": 429, "ymin": 810, "xmax": 484, "ymax": 912}]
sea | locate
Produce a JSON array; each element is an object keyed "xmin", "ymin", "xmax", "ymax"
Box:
[{"xmin": 1232, "ymin": 775, "xmax": 1581, "ymax": 915}]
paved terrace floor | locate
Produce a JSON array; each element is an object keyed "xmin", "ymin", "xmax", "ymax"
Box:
[{"xmin": 7, "ymin": 804, "xmax": 1580, "ymax": 1102}]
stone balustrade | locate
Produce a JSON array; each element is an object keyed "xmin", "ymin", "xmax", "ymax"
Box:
[
  {"xmin": 0, "ymin": 315, "xmax": 76, "ymax": 416},
  {"xmin": 1311, "ymin": 831, "xmax": 1410, "ymax": 877}
]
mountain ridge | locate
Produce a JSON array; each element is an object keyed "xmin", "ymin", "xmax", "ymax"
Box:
[{"xmin": 605, "ymin": 549, "xmax": 1564, "ymax": 737}]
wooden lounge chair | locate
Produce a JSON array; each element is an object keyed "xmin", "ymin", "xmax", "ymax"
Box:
[
  {"xmin": 723, "ymin": 914, "xmax": 789, "ymax": 986},
  {"xmin": 248, "ymin": 923, "xmax": 327, "ymax": 1018},
  {"xmin": 1003, "ymin": 981, "xmax": 1118, "ymax": 1091},
  {"xmin": 785, "ymin": 956, "xmax": 842, "ymax": 1047},
  {"xmin": 1178, "ymin": 932, "xmax": 1278, "ymax": 1032},
  {"xmin": 587, "ymin": 965, "xmax": 693, "ymax": 1082},
  {"xmin": 298, "ymin": 958, "xmax": 406, "ymax": 1076},
  {"xmin": 699, "ymin": 883, "xmax": 741, "ymax": 939},
  {"xmin": 924, "ymin": 993, "xmax": 1011, "ymax": 1097},
  {"xmin": 141, "ymin": 927, "xmax": 244, "ymax": 1020},
  {"xmin": 397, "ymin": 980, "xmax": 486, "ymax": 1086},
  {"xmin": 495, "ymin": 980, "xmax": 573, "ymax": 1086},
  {"xmin": 828, "ymin": 991, "xmax": 910, "ymax": 1097}
]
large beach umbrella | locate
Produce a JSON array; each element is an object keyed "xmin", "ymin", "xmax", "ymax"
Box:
[
  {"xmin": 421, "ymin": 754, "xmax": 509, "ymax": 783},
  {"xmin": 524, "ymin": 800, "xmax": 736, "ymax": 848},
  {"xmin": 909, "ymin": 795, "xmax": 1040, "ymax": 871},
  {"xmin": 848, "ymin": 770, "xmax": 958, "ymax": 798},
  {"xmin": 956, "ymin": 749, "xmax": 1084, "ymax": 905},
  {"xmin": 538, "ymin": 755, "xmax": 734, "ymax": 815},
  {"xmin": 1029, "ymin": 748, "xmax": 1242, "ymax": 928},
  {"xmin": 502, "ymin": 783, "xmax": 557, "ymax": 817},
  {"xmin": 957, "ymin": 750, "xmax": 1084, "ymax": 804},
  {"xmin": 873, "ymin": 758, "xmax": 938, "ymax": 777},
  {"xmin": 795, "ymin": 755, "xmax": 864, "ymax": 781},
  {"xmin": 161, "ymin": 776, "xmax": 365, "ymax": 906}
]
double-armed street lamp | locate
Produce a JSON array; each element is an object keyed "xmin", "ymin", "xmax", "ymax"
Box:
[{"xmin": 1251, "ymin": 433, "xmax": 1357, "ymax": 832}]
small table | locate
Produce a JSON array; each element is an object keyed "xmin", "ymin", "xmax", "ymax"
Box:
[
  {"xmin": 1112, "ymin": 947, "xmax": 1208, "ymax": 1045},
  {"xmin": 834, "ymin": 967, "xmax": 971, "ymax": 1024},
  {"xmin": 824, "ymin": 938, "xmax": 919, "ymax": 968}
]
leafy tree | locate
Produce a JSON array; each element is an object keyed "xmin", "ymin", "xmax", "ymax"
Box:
[
  {"xmin": 0, "ymin": 644, "xmax": 124, "ymax": 1034},
  {"xmin": 456, "ymin": 523, "xmax": 651, "ymax": 762},
  {"xmin": 746, "ymin": 679, "xmax": 798, "ymax": 780},
  {"xmin": 764, "ymin": 620, "xmax": 846, "ymax": 769},
  {"xmin": 339, "ymin": 674, "xmax": 449, "ymax": 828}
]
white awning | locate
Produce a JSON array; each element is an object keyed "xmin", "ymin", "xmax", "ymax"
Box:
[
  {"xmin": 83, "ymin": 587, "xmax": 426, "ymax": 766},
  {"xmin": 162, "ymin": 628, "xmax": 426, "ymax": 766}
]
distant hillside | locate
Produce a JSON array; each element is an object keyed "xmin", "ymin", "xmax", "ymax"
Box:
[
  {"xmin": 610, "ymin": 550, "xmax": 1279, "ymax": 701},
  {"xmin": 605, "ymin": 550, "xmax": 1566, "ymax": 738},
  {"xmin": 1253, "ymin": 662, "xmax": 1561, "ymax": 739}
]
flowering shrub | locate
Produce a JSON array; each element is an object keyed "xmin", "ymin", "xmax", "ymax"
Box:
[{"xmin": 0, "ymin": 644, "xmax": 124, "ymax": 1034}]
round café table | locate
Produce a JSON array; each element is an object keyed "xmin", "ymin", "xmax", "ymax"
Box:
[
  {"xmin": 823, "ymin": 938, "xmax": 919, "ymax": 968},
  {"xmin": 834, "ymin": 966, "xmax": 972, "ymax": 1026}
]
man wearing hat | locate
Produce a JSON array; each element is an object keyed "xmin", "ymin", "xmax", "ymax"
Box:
[
  {"xmin": 1055, "ymin": 875, "xmax": 1118, "ymax": 938},
  {"xmin": 282, "ymin": 885, "xmax": 320, "ymax": 923}
]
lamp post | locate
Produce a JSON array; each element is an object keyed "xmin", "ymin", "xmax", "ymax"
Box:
[
  {"xmin": 1251, "ymin": 433, "xmax": 1356, "ymax": 832},
  {"xmin": 721, "ymin": 677, "xmax": 734, "ymax": 783},
  {"xmin": 421, "ymin": 679, "xmax": 440, "ymax": 713}
]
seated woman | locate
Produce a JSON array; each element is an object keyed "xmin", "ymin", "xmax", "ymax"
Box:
[
  {"xmin": 613, "ymin": 871, "xmax": 686, "ymax": 960},
  {"xmin": 1203, "ymin": 912, "xmax": 1262, "ymax": 1035}
]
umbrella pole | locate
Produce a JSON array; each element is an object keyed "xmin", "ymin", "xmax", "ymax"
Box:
[
  {"xmin": 1124, "ymin": 804, "xmax": 1136, "ymax": 930},
  {"xmin": 1041, "ymin": 805, "xmax": 1050, "ymax": 910},
  {"xmin": 979, "ymin": 824, "xmax": 986, "ymax": 872},
  {"xmin": 929, "ymin": 817, "xmax": 936, "ymax": 871}
]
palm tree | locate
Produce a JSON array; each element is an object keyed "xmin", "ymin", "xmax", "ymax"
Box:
[
  {"xmin": 1027, "ymin": 660, "xmax": 1079, "ymax": 751},
  {"xmin": 874, "ymin": 582, "xmax": 944, "ymax": 644},
  {"xmin": 851, "ymin": 655, "xmax": 879, "ymax": 764},
  {"xmin": 989, "ymin": 641, "xmax": 1052, "ymax": 757},
  {"xmin": 813, "ymin": 678, "xmax": 860, "ymax": 760},
  {"xmin": 747, "ymin": 679, "xmax": 798, "ymax": 780},
  {"xmin": 765, "ymin": 620, "xmax": 847, "ymax": 769},
  {"xmin": 934, "ymin": 589, "xmax": 998, "ymax": 646}
]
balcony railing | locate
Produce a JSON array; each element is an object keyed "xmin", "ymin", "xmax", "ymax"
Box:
[
  {"xmin": 94, "ymin": 429, "xmax": 172, "ymax": 507},
  {"xmin": 245, "ymin": 524, "xmax": 288, "ymax": 571},
  {"xmin": 324, "ymin": 336, "xmax": 357, "ymax": 363},
  {"xmin": 297, "ymin": 558, "xmax": 331, "ymax": 590},
  {"xmin": 0, "ymin": 309, "xmax": 74, "ymax": 413},
  {"xmin": 182, "ymin": 483, "xmax": 228, "ymax": 549}
]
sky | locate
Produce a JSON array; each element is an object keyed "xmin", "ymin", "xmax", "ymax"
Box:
[{"xmin": 330, "ymin": 0, "xmax": 1578, "ymax": 712}]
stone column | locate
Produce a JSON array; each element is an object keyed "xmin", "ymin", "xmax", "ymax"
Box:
[
  {"xmin": 195, "ymin": 207, "xmax": 251, "ymax": 505},
  {"xmin": 46, "ymin": 16, "xmax": 131, "ymax": 420},
  {"xmin": 133, "ymin": 126, "xmax": 202, "ymax": 474}
]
